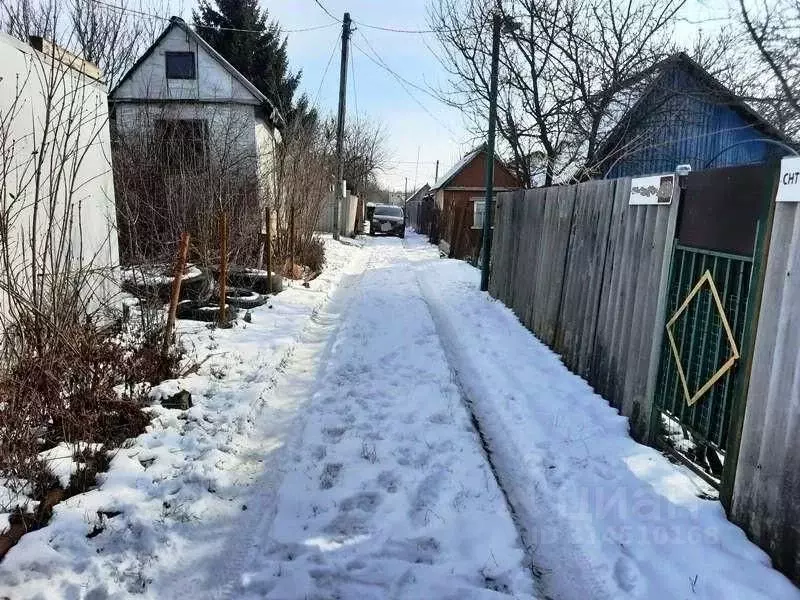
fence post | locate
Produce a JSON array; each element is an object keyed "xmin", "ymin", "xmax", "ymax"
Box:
[
  {"xmin": 289, "ymin": 204, "xmax": 296, "ymax": 276},
  {"xmin": 265, "ymin": 207, "xmax": 272, "ymax": 292},
  {"xmin": 162, "ymin": 232, "xmax": 190, "ymax": 358},
  {"xmin": 218, "ymin": 212, "xmax": 228, "ymax": 326}
]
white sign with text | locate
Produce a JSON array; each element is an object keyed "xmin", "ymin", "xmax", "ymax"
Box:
[{"xmin": 776, "ymin": 156, "xmax": 800, "ymax": 202}]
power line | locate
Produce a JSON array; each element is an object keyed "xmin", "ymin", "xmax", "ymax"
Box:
[
  {"xmin": 313, "ymin": 35, "xmax": 339, "ymax": 108},
  {"xmin": 353, "ymin": 31, "xmax": 461, "ymax": 140},
  {"xmin": 309, "ymin": 0, "xmax": 471, "ymax": 35},
  {"xmin": 312, "ymin": 0, "xmax": 340, "ymax": 23},
  {"xmin": 88, "ymin": 0, "xmax": 336, "ymax": 34},
  {"xmin": 355, "ymin": 31, "xmax": 444, "ymax": 103},
  {"xmin": 353, "ymin": 20, "xmax": 461, "ymax": 35}
]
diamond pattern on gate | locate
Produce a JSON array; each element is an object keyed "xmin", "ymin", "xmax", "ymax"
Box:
[{"xmin": 665, "ymin": 270, "xmax": 740, "ymax": 407}]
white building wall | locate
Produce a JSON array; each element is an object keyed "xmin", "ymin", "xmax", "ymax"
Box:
[{"xmin": 0, "ymin": 32, "xmax": 119, "ymax": 313}]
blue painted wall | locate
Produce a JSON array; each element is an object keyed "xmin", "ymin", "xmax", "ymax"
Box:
[{"xmin": 602, "ymin": 66, "xmax": 783, "ymax": 179}]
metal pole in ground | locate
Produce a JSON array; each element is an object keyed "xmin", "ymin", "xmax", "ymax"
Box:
[
  {"xmin": 479, "ymin": 9, "xmax": 502, "ymax": 292},
  {"xmin": 334, "ymin": 12, "xmax": 352, "ymax": 241}
]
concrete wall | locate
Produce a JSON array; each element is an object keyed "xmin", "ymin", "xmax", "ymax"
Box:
[
  {"xmin": 732, "ymin": 199, "xmax": 800, "ymax": 584},
  {"xmin": 319, "ymin": 193, "xmax": 359, "ymax": 237},
  {"xmin": 0, "ymin": 32, "xmax": 119, "ymax": 312}
]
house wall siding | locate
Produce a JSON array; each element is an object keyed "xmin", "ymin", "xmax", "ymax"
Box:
[
  {"xmin": 114, "ymin": 102, "xmax": 259, "ymax": 176},
  {"xmin": 437, "ymin": 151, "xmax": 520, "ymax": 258},
  {"xmin": 112, "ymin": 26, "xmax": 256, "ymax": 104}
]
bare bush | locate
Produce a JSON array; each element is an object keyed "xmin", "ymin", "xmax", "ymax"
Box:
[
  {"xmin": 113, "ymin": 103, "xmax": 266, "ymax": 296},
  {"xmin": 0, "ymin": 10, "xmax": 185, "ymax": 554},
  {"xmin": 430, "ymin": 0, "xmax": 686, "ymax": 184}
]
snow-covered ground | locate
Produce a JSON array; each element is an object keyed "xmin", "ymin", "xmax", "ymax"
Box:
[{"xmin": 1, "ymin": 232, "xmax": 798, "ymax": 600}]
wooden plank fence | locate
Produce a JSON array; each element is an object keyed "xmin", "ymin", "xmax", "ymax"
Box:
[
  {"xmin": 489, "ymin": 178, "xmax": 678, "ymax": 439},
  {"xmin": 490, "ymin": 169, "xmax": 800, "ymax": 584},
  {"xmin": 732, "ymin": 198, "xmax": 800, "ymax": 584}
]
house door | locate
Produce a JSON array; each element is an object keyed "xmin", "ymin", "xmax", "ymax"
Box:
[{"xmin": 652, "ymin": 163, "xmax": 776, "ymax": 489}]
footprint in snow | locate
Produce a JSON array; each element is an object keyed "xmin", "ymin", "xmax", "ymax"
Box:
[
  {"xmin": 613, "ymin": 556, "xmax": 641, "ymax": 593},
  {"xmin": 377, "ymin": 470, "xmax": 400, "ymax": 493},
  {"xmin": 339, "ymin": 491, "xmax": 382, "ymax": 513},
  {"xmin": 408, "ymin": 468, "xmax": 446, "ymax": 526},
  {"xmin": 320, "ymin": 463, "xmax": 343, "ymax": 490},
  {"xmin": 322, "ymin": 425, "xmax": 347, "ymax": 444},
  {"xmin": 379, "ymin": 536, "xmax": 441, "ymax": 565}
]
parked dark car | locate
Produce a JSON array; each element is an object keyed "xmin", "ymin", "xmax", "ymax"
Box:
[{"xmin": 370, "ymin": 204, "xmax": 405, "ymax": 238}]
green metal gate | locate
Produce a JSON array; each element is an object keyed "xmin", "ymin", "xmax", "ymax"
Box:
[{"xmin": 652, "ymin": 164, "xmax": 774, "ymax": 486}]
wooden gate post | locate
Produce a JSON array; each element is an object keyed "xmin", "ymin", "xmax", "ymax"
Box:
[
  {"xmin": 218, "ymin": 212, "xmax": 228, "ymax": 326},
  {"xmin": 289, "ymin": 204, "xmax": 296, "ymax": 276},
  {"xmin": 265, "ymin": 207, "xmax": 272, "ymax": 293},
  {"xmin": 162, "ymin": 232, "xmax": 190, "ymax": 357}
]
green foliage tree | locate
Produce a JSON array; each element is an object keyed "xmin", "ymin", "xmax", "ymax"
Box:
[{"xmin": 193, "ymin": 0, "xmax": 315, "ymax": 124}]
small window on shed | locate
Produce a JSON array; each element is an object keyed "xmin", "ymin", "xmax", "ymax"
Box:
[
  {"xmin": 472, "ymin": 198, "xmax": 485, "ymax": 229},
  {"xmin": 165, "ymin": 52, "xmax": 196, "ymax": 79}
]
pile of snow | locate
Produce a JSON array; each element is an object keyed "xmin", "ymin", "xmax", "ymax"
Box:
[{"xmin": 120, "ymin": 264, "xmax": 202, "ymax": 285}]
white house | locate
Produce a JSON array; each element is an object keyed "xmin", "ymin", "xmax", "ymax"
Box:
[
  {"xmin": 109, "ymin": 16, "xmax": 283, "ymax": 199},
  {"xmin": 0, "ymin": 32, "xmax": 119, "ymax": 315}
]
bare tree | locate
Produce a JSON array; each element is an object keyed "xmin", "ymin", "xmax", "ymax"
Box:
[
  {"xmin": 737, "ymin": 0, "xmax": 800, "ymax": 137},
  {"xmin": 0, "ymin": 10, "xmax": 183, "ymax": 523},
  {"xmin": 342, "ymin": 116, "xmax": 390, "ymax": 196},
  {"xmin": 430, "ymin": 0, "xmax": 686, "ymax": 184},
  {"xmin": 2, "ymin": 0, "xmax": 175, "ymax": 88}
]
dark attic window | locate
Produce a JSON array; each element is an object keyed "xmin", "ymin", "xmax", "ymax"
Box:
[{"xmin": 165, "ymin": 51, "xmax": 196, "ymax": 80}]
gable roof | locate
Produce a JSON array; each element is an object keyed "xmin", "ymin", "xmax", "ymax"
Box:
[
  {"xmin": 430, "ymin": 145, "xmax": 485, "ymax": 192},
  {"xmin": 594, "ymin": 52, "xmax": 791, "ymax": 165},
  {"xmin": 431, "ymin": 144, "xmax": 520, "ymax": 192},
  {"xmin": 110, "ymin": 17, "xmax": 283, "ymax": 126},
  {"xmin": 404, "ymin": 183, "xmax": 430, "ymax": 204}
]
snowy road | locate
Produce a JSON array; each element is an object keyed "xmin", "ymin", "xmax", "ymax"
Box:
[
  {"xmin": 210, "ymin": 236, "xmax": 536, "ymax": 599},
  {"xmin": 3, "ymin": 233, "xmax": 798, "ymax": 600}
]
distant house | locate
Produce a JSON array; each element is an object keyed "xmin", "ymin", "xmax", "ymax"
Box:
[
  {"xmin": 404, "ymin": 184, "xmax": 430, "ymax": 233},
  {"xmin": 429, "ymin": 146, "xmax": 520, "ymax": 260},
  {"xmin": 109, "ymin": 16, "xmax": 283, "ymax": 200},
  {"xmin": 595, "ymin": 53, "xmax": 793, "ymax": 179}
]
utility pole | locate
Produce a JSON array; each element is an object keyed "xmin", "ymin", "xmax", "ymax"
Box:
[
  {"xmin": 434, "ymin": 160, "xmax": 439, "ymax": 183},
  {"xmin": 404, "ymin": 177, "xmax": 408, "ymax": 200},
  {"xmin": 334, "ymin": 12, "xmax": 352, "ymax": 241},
  {"xmin": 479, "ymin": 8, "xmax": 502, "ymax": 292}
]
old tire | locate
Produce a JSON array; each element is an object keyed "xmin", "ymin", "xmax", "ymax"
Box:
[
  {"xmin": 218, "ymin": 287, "xmax": 266, "ymax": 310},
  {"xmin": 176, "ymin": 300, "xmax": 240, "ymax": 323}
]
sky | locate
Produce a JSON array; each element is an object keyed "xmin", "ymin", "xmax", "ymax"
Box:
[
  {"xmin": 263, "ymin": 0, "xmax": 730, "ymax": 193},
  {"xmin": 265, "ymin": 0, "xmax": 474, "ymax": 193}
]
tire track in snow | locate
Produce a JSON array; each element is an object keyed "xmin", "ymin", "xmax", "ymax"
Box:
[
  {"xmin": 401, "ymin": 238, "xmax": 543, "ymax": 598},
  {"xmin": 406, "ymin": 238, "xmax": 616, "ymax": 600}
]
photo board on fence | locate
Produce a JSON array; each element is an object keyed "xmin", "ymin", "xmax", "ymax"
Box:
[{"xmin": 629, "ymin": 174, "xmax": 675, "ymax": 205}]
